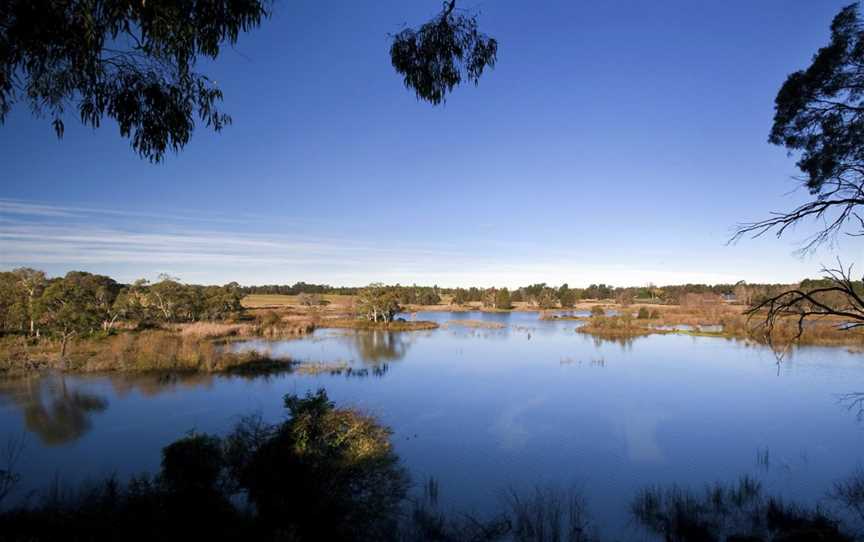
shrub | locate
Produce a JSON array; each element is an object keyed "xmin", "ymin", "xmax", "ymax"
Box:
[
  {"xmin": 230, "ymin": 389, "xmax": 409, "ymax": 540},
  {"xmin": 494, "ymin": 288, "xmax": 512, "ymax": 310}
]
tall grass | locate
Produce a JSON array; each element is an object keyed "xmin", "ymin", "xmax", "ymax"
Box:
[
  {"xmin": 576, "ymin": 314, "xmax": 654, "ymax": 339},
  {"xmin": 177, "ymin": 322, "xmax": 253, "ymax": 339},
  {"xmin": 0, "ymin": 330, "xmax": 291, "ymax": 374},
  {"xmin": 446, "ymin": 319, "xmax": 505, "ymax": 329},
  {"xmin": 320, "ymin": 319, "xmax": 439, "ymax": 331}
]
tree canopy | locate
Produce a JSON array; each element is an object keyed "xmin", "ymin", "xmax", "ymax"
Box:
[
  {"xmin": 1, "ymin": 0, "xmax": 498, "ymax": 161},
  {"xmin": 390, "ymin": 0, "xmax": 498, "ymax": 105},
  {"xmin": 0, "ymin": 0, "xmax": 272, "ymax": 162},
  {"xmin": 735, "ymin": 2, "xmax": 864, "ymax": 250},
  {"xmin": 735, "ymin": 3, "xmax": 864, "ymax": 339}
]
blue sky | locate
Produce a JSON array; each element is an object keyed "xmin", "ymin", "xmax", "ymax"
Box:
[{"xmin": 2, "ymin": 0, "xmax": 863, "ymax": 287}]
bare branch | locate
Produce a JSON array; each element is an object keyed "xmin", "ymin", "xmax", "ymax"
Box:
[{"xmin": 745, "ymin": 261, "xmax": 864, "ymax": 349}]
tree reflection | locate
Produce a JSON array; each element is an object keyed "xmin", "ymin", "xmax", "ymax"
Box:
[
  {"xmin": 587, "ymin": 335, "xmax": 635, "ymax": 350},
  {"xmin": 0, "ymin": 375, "xmax": 108, "ymax": 446},
  {"xmin": 0, "ymin": 368, "xmax": 312, "ymax": 446},
  {"xmin": 335, "ymin": 364, "xmax": 391, "ymax": 379},
  {"xmin": 351, "ymin": 331, "xmax": 410, "ymax": 364},
  {"xmin": 107, "ymin": 372, "xmax": 217, "ymax": 398},
  {"xmin": 839, "ymin": 392, "xmax": 864, "ymax": 422}
]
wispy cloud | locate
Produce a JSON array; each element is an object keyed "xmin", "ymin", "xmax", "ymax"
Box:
[
  {"xmin": 0, "ymin": 198, "xmax": 836, "ymax": 286},
  {"xmin": 0, "ymin": 199, "xmax": 480, "ymax": 284},
  {"xmin": 0, "ymin": 198, "xmax": 265, "ymax": 225}
]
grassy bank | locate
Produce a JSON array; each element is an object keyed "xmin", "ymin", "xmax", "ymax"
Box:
[
  {"xmin": 319, "ymin": 319, "xmax": 439, "ymax": 331},
  {"xmin": 571, "ymin": 308, "xmax": 864, "ymax": 348},
  {"xmin": 0, "ymin": 312, "xmax": 320, "ymax": 375},
  {"xmin": 576, "ymin": 315, "xmax": 658, "ymax": 340},
  {"xmin": 444, "ymin": 319, "xmax": 506, "ymax": 329},
  {"xmin": 242, "ymin": 293, "xmax": 354, "ymax": 309},
  {"xmin": 0, "ymin": 330, "xmax": 296, "ymax": 375}
]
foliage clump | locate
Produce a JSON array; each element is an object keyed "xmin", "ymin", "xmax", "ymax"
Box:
[
  {"xmin": 229, "ymin": 389, "xmax": 409, "ymax": 540},
  {"xmin": 636, "ymin": 307, "xmax": 659, "ymax": 320},
  {"xmin": 390, "ymin": 1, "xmax": 497, "ymax": 105},
  {"xmin": 494, "ymin": 288, "xmax": 512, "ymax": 310},
  {"xmin": 355, "ymin": 283, "xmax": 402, "ymax": 323},
  {"xmin": 0, "ymin": 0, "xmax": 271, "ymax": 161}
]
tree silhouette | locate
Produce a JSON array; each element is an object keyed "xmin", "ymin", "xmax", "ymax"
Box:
[
  {"xmin": 0, "ymin": 0, "xmax": 272, "ymax": 162},
  {"xmin": 733, "ymin": 3, "xmax": 864, "ymax": 251},
  {"xmin": 2, "ymin": 1, "xmax": 499, "ymax": 161},
  {"xmin": 390, "ymin": 0, "xmax": 498, "ymax": 105},
  {"xmin": 733, "ymin": 3, "xmax": 864, "ymax": 339}
]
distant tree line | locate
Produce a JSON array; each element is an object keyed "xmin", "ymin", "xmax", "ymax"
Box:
[
  {"xmin": 446, "ymin": 282, "xmax": 788, "ymax": 308},
  {"xmin": 238, "ymin": 283, "xmax": 360, "ymax": 296}
]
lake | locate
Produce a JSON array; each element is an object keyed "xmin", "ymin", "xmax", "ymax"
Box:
[{"xmin": 1, "ymin": 311, "xmax": 863, "ymax": 539}]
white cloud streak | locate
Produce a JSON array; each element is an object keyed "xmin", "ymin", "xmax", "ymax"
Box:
[{"xmin": 0, "ymin": 199, "xmax": 845, "ymax": 287}]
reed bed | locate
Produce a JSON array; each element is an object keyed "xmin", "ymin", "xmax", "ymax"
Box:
[
  {"xmin": 320, "ymin": 319, "xmax": 439, "ymax": 331},
  {"xmin": 0, "ymin": 330, "xmax": 294, "ymax": 374},
  {"xmin": 445, "ymin": 319, "xmax": 506, "ymax": 329},
  {"xmin": 177, "ymin": 322, "xmax": 255, "ymax": 339}
]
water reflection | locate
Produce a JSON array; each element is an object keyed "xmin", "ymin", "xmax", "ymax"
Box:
[
  {"xmin": 0, "ymin": 372, "xmax": 232, "ymax": 446},
  {"xmin": 587, "ymin": 334, "xmax": 637, "ymax": 349},
  {"xmin": 107, "ymin": 372, "xmax": 217, "ymax": 398},
  {"xmin": 839, "ymin": 391, "xmax": 864, "ymax": 421},
  {"xmin": 0, "ymin": 375, "xmax": 108, "ymax": 446},
  {"xmin": 1, "ymin": 313, "xmax": 863, "ymax": 536},
  {"xmin": 620, "ymin": 410, "xmax": 666, "ymax": 464},
  {"xmin": 350, "ymin": 330, "xmax": 410, "ymax": 364}
]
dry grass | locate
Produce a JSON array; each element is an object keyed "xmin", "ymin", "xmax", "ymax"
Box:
[
  {"xmin": 445, "ymin": 319, "xmax": 506, "ymax": 329},
  {"xmin": 242, "ymin": 294, "xmax": 355, "ymax": 309},
  {"xmin": 176, "ymin": 322, "xmax": 255, "ymax": 339},
  {"xmin": 720, "ymin": 312, "xmax": 864, "ymax": 347},
  {"xmin": 0, "ymin": 330, "xmax": 294, "ymax": 374},
  {"xmin": 0, "ymin": 336, "xmax": 58, "ymax": 372},
  {"xmin": 575, "ymin": 304, "xmax": 864, "ymax": 347},
  {"xmin": 254, "ymin": 311, "xmax": 316, "ymax": 338},
  {"xmin": 320, "ymin": 319, "xmax": 439, "ymax": 331},
  {"xmin": 403, "ymin": 303, "xmax": 472, "ymax": 312},
  {"xmin": 293, "ymin": 361, "xmax": 351, "ymax": 375},
  {"xmin": 576, "ymin": 315, "xmax": 656, "ymax": 340},
  {"xmin": 636, "ymin": 304, "xmax": 740, "ymax": 327}
]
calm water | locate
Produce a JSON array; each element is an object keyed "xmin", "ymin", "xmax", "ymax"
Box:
[{"xmin": 2, "ymin": 311, "xmax": 864, "ymax": 538}]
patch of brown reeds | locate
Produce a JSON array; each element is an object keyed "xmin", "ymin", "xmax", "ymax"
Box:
[
  {"xmin": 320, "ymin": 319, "xmax": 439, "ymax": 331},
  {"xmin": 575, "ymin": 315, "xmax": 655, "ymax": 339},
  {"xmin": 0, "ymin": 330, "xmax": 295, "ymax": 374},
  {"xmin": 445, "ymin": 319, "xmax": 505, "ymax": 329}
]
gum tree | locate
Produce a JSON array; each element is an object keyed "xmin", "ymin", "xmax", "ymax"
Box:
[
  {"xmin": 2, "ymin": 1, "xmax": 498, "ymax": 160},
  {"xmin": 733, "ymin": 3, "xmax": 864, "ymax": 338}
]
